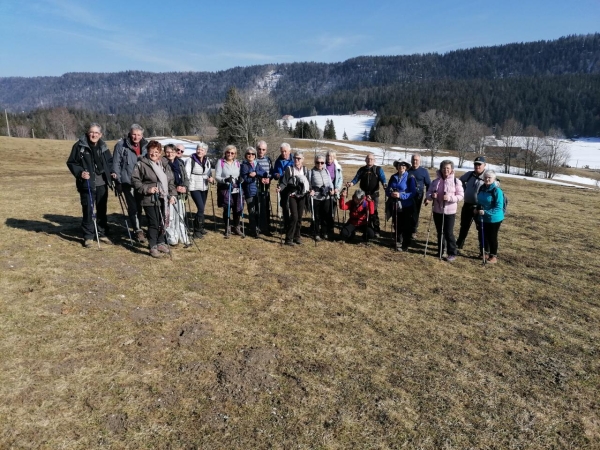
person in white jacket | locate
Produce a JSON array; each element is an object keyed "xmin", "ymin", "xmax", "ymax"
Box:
[{"xmin": 185, "ymin": 143, "xmax": 214, "ymax": 238}]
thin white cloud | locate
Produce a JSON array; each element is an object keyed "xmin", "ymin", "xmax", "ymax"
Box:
[
  {"xmin": 36, "ymin": 0, "xmax": 113, "ymax": 32},
  {"xmin": 303, "ymin": 33, "xmax": 371, "ymax": 53}
]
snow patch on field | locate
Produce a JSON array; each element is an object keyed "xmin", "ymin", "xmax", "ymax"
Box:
[{"xmin": 281, "ymin": 115, "xmax": 376, "ymax": 141}]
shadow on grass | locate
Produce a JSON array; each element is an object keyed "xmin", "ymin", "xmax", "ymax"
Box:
[{"xmin": 4, "ymin": 214, "xmax": 149, "ymax": 254}]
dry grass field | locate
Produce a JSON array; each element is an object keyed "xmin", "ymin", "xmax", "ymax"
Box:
[{"xmin": 1, "ymin": 136, "xmax": 599, "ymax": 449}]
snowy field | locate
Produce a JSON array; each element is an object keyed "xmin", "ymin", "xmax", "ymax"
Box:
[
  {"xmin": 280, "ymin": 114, "xmax": 376, "ymax": 141},
  {"xmin": 153, "ymin": 115, "xmax": 600, "ymax": 188}
]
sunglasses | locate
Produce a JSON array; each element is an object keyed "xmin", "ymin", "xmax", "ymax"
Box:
[
  {"xmin": 176, "ymin": 149, "xmax": 184, "ymax": 153},
  {"xmin": 246, "ymin": 153, "xmax": 256, "ymax": 156},
  {"xmin": 316, "ymin": 161, "xmax": 325, "ymax": 165}
]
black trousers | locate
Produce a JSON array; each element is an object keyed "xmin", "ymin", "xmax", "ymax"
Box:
[
  {"xmin": 433, "ymin": 212, "xmax": 457, "ymax": 257},
  {"xmin": 246, "ymin": 195, "xmax": 259, "ymax": 234},
  {"xmin": 480, "ymin": 220, "xmax": 502, "ymax": 256},
  {"xmin": 313, "ymin": 198, "xmax": 334, "ymax": 236},
  {"xmin": 121, "ymin": 183, "xmax": 143, "ymax": 231},
  {"xmin": 258, "ymin": 189, "xmax": 271, "ymax": 233},
  {"xmin": 368, "ymin": 194, "xmax": 381, "ymax": 233},
  {"xmin": 143, "ymin": 199, "xmax": 167, "ymax": 248},
  {"xmin": 341, "ymin": 223, "xmax": 375, "ymax": 242},
  {"xmin": 392, "ymin": 204, "xmax": 414, "ymax": 247},
  {"xmin": 79, "ymin": 184, "xmax": 108, "ymax": 240},
  {"xmin": 456, "ymin": 202, "xmax": 480, "ymax": 247},
  {"xmin": 280, "ymin": 191, "xmax": 290, "ymax": 232},
  {"xmin": 286, "ymin": 195, "xmax": 305, "ymax": 241},
  {"xmin": 190, "ymin": 189, "xmax": 208, "ymax": 224}
]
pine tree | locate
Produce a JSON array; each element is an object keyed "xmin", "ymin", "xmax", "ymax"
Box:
[
  {"xmin": 343, "ymin": 130, "xmax": 348, "ymax": 140},
  {"xmin": 217, "ymin": 87, "xmax": 250, "ymax": 149},
  {"xmin": 329, "ymin": 120, "xmax": 337, "ymax": 140}
]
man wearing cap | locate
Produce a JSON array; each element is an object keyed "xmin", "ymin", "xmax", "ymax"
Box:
[
  {"xmin": 408, "ymin": 153, "xmax": 431, "ymax": 239},
  {"xmin": 346, "ymin": 153, "xmax": 387, "ymax": 237},
  {"xmin": 456, "ymin": 156, "xmax": 487, "ymax": 250}
]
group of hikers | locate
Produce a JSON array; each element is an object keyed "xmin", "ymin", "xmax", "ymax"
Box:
[{"xmin": 67, "ymin": 123, "xmax": 506, "ymax": 263}]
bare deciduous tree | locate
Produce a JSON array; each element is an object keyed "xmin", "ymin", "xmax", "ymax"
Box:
[
  {"xmin": 48, "ymin": 107, "xmax": 77, "ymax": 140},
  {"xmin": 150, "ymin": 110, "xmax": 170, "ymax": 136},
  {"xmin": 396, "ymin": 120, "xmax": 424, "ymax": 149},
  {"xmin": 522, "ymin": 125, "xmax": 545, "ymax": 176},
  {"xmin": 14, "ymin": 125, "xmax": 30, "ymax": 138},
  {"xmin": 418, "ymin": 109, "xmax": 455, "ymax": 168},
  {"xmin": 452, "ymin": 118, "xmax": 490, "ymax": 168},
  {"xmin": 498, "ymin": 118, "xmax": 523, "ymax": 174},
  {"xmin": 540, "ymin": 128, "xmax": 571, "ymax": 179},
  {"xmin": 191, "ymin": 112, "xmax": 215, "ymax": 141},
  {"xmin": 376, "ymin": 125, "xmax": 397, "ymax": 165}
]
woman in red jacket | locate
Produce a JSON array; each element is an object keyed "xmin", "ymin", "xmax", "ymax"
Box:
[{"xmin": 339, "ymin": 188, "xmax": 375, "ymax": 243}]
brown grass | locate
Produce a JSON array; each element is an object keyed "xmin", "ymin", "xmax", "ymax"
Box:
[{"xmin": 0, "ymin": 136, "xmax": 599, "ymax": 449}]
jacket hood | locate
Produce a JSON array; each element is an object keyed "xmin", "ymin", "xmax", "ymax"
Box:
[
  {"xmin": 77, "ymin": 135, "xmax": 106, "ymax": 150},
  {"xmin": 436, "ymin": 169, "xmax": 456, "ymax": 179}
]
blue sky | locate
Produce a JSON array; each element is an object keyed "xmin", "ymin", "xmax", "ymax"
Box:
[{"xmin": 0, "ymin": 0, "xmax": 598, "ymax": 77}]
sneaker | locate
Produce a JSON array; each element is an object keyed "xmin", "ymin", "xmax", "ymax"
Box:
[
  {"xmin": 99, "ymin": 236, "xmax": 112, "ymax": 245},
  {"xmin": 294, "ymin": 238, "xmax": 303, "ymax": 245},
  {"xmin": 83, "ymin": 239, "xmax": 94, "ymax": 248},
  {"xmin": 199, "ymin": 228, "xmax": 208, "ymax": 235},
  {"xmin": 394, "ymin": 242, "xmax": 402, "ymax": 252},
  {"xmin": 314, "ymin": 236, "xmax": 321, "ymax": 242},
  {"xmin": 284, "ymin": 240, "xmax": 295, "ymax": 246},
  {"xmin": 149, "ymin": 246, "xmax": 163, "ymax": 258},
  {"xmin": 224, "ymin": 227, "xmax": 231, "ymax": 238},
  {"xmin": 487, "ymin": 255, "xmax": 498, "ymax": 264},
  {"xmin": 232, "ymin": 226, "xmax": 244, "ymax": 236},
  {"xmin": 136, "ymin": 230, "xmax": 147, "ymax": 244},
  {"xmin": 156, "ymin": 243, "xmax": 171, "ymax": 254},
  {"xmin": 411, "ymin": 233, "xmax": 417, "ymax": 240},
  {"xmin": 447, "ymin": 255, "xmax": 457, "ymax": 262}
]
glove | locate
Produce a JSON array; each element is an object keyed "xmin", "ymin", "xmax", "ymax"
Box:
[
  {"xmin": 226, "ymin": 175, "xmax": 234, "ymax": 184},
  {"xmin": 115, "ymin": 182, "xmax": 123, "ymax": 195}
]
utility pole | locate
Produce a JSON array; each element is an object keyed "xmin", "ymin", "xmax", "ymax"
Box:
[{"xmin": 4, "ymin": 109, "xmax": 10, "ymax": 137}]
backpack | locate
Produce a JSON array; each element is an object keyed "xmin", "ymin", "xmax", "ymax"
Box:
[
  {"xmin": 359, "ymin": 166, "xmax": 381, "ymax": 194},
  {"xmin": 491, "ymin": 186, "xmax": 508, "ymax": 214}
]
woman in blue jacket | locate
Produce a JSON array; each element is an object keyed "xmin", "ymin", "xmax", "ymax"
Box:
[
  {"xmin": 386, "ymin": 160, "xmax": 417, "ymax": 251},
  {"xmin": 240, "ymin": 146, "xmax": 268, "ymax": 238},
  {"xmin": 475, "ymin": 170, "xmax": 505, "ymax": 264}
]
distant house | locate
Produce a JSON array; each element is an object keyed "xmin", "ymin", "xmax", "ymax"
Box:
[
  {"xmin": 355, "ymin": 110, "xmax": 375, "ymax": 116},
  {"xmin": 282, "ymin": 115, "xmax": 294, "ymax": 120}
]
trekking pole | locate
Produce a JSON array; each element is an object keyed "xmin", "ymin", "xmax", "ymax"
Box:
[
  {"xmin": 116, "ymin": 191, "xmax": 134, "ymax": 246},
  {"xmin": 479, "ymin": 206, "xmax": 486, "ymax": 265},
  {"xmin": 439, "ymin": 192, "xmax": 446, "ymax": 260},
  {"xmin": 186, "ymin": 194, "xmax": 194, "ymax": 233},
  {"xmin": 209, "ymin": 183, "xmax": 217, "ymax": 232},
  {"xmin": 239, "ymin": 184, "xmax": 245, "ymax": 238},
  {"xmin": 86, "ymin": 179, "xmax": 101, "ymax": 249},
  {"xmin": 394, "ymin": 201, "xmax": 398, "ymax": 248},
  {"xmin": 225, "ymin": 182, "xmax": 232, "ymax": 238},
  {"xmin": 174, "ymin": 197, "xmax": 200, "ymax": 252},
  {"xmin": 178, "ymin": 194, "xmax": 193, "ymax": 248},
  {"xmin": 277, "ymin": 191, "xmax": 284, "ymax": 245},
  {"xmin": 310, "ymin": 195, "xmax": 317, "ymax": 247},
  {"xmin": 154, "ymin": 191, "xmax": 171, "ymax": 260},
  {"xmin": 423, "ymin": 205, "xmax": 433, "ymax": 257}
]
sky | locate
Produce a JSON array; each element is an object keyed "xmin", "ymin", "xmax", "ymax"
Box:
[{"xmin": 0, "ymin": 0, "xmax": 598, "ymax": 77}]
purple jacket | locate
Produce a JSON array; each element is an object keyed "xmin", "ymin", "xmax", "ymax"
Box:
[{"xmin": 426, "ymin": 170, "xmax": 464, "ymax": 215}]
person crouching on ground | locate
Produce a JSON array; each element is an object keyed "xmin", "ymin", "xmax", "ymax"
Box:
[
  {"xmin": 386, "ymin": 160, "xmax": 417, "ymax": 252},
  {"xmin": 475, "ymin": 170, "xmax": 504, "ymax": 264},
  {"xmin": 131, "ymin": 141, "xmax": 176, "ymax": 258},
  {"xmin": 426, "ymin": 160, "xmax": 464, "ymax": 262},
  {"xmin": 277, "ymin": 152, "xmax": 310, "ymax": 246},
  {"xmin": 339, "ymin": 189, "xmax": 375, "ymax": 244}
]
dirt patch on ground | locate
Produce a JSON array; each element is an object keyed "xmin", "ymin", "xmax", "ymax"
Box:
[
  {"xmin": 177, "ymin": 321, "xmax": 213, "ymax": 347},
  {"xmin": 214, "ymin": 347, "xmax": 279, "ymax": 404}
]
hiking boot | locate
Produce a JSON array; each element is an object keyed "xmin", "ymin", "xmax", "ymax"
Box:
[
  {"xmin": 99, "ymin": 236, "xmax": 112, "ymax": 245},
  {"xmin": 487, "ymin": 255, "xmax": 498, "ymax": 264},
  {"xmin": 411, "ymin": 233, "xmax": 417, "ymax": 240},
  {"xmin": 395, "ymin": 242, "xmax": 402, "ymax": 252},
  {"xmin": 294, "ymin": 238, "xmax": 303, "ymax": 245},
  {"xmin": 149, "ymin": 246, "xmax": 163, "ymax": 258},
  {"xmin": 193, "ymin": 230, "xmax": 204, "ymax": 239},
  {"xmin": 284, "ymin": 239, "xmax": 295, "ymax": 246},
  {"xmin": 83, "ymin": 239, "xmax": 94, "ymax": 248},
  {"xmin": 374, "ymin": 232, "xmax": 381, "ymax": 239},
  {"xmin": 136, "ymin": 230, "xmax": 147, "ymax": 243},
  {"xmin": 232, "ymin": 226, "xmax": 243, "ymax": 236},
  {"xmin": 199, "ymin": 227, "xmax": 208, "ymax": 235},
  {"xmin": 156, "ymin": 243, "xmax": 171, "ymax": 254},
  {"xmin": 224, "ymin": 226, "xmax": 231, "ymax": 238},
  {"xmin": 314, "ymin": 236, "xmax": 321, "ymax": 242}
]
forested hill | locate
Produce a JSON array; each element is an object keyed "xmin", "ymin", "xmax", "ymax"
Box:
[{"xmin": 1, "ymin": 34, "xmax": 600, "ymax": 135}]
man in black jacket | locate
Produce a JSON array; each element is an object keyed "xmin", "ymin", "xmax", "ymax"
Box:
[{"xmin": 66, "ymin": 123, "xmax": 114, "ymax": 247}]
